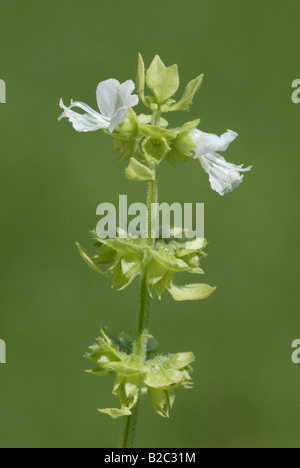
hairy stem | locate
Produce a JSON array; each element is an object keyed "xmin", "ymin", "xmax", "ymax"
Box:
[{"xmin": 119, "ymin": 167, "xmax": 158, "ymax": 449}]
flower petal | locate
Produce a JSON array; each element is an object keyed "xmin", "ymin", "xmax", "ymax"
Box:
[
  {"xmin": 192, "ymin": 129, "xmax": 238, "ymax": 157},
  {"xmin": 109, "ymin": 107, "xmax": 130, "ymax": 132},
  {"xmin": 118, "ymin": 80, "xmax": 139, "ymax": 108},
  {"xmin": 58, "ymin": 99, "xmax": 110, "ymax": 132},
  {"xmin": 96, "ymin": 79, "xmax": 121, "ymax": 118},
  {"xmin": 198, "ymin": 152, "xmax": 252, "ymax": 196}
]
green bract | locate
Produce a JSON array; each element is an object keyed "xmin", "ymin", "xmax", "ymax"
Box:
[
  {"xmin": 146, "ymin": 56, "xmax": 179, "ymax": 106},
  {"xmin": 142, "ymin": 137, "xmax": 171, "ymax": 163},
  {"xmin": 77, "ymin": 231, "xmax": 215, "ymax": 301},
  {"xmin": 137, "ymin": 54, "xmax": 202, "ymax": 112},
  {"xmin": 125, "ymin": 158, "xmax": 155, "ymax": 181},
  {"xmin": 167, "ymin": 74, "xmax": 204, "ymax": 112},
  {"xmin": 87, "ymin": 328, "xmax": 194, "ymax": 418},
  {"xmin": 107, "ymin": 54, "xmax": 204, "ymax": 170}
]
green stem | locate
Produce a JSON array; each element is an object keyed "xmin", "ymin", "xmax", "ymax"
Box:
[
  {"xmin": 151, "ymin": 107, "xmax": 161, "ymax": 126},
  {"xmin": 147, "ymin": 164, "xmax": 158, "ymax": 248},
  {"xmin": 118, "ymin": 390, "xmax": 140, "ymax": 448},
  {"xmin": 119, "ymin": 168, "xmax": 158, "ymax": 449}
]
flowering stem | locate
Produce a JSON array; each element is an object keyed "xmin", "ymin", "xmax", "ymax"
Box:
[
  {"xmin": 118, "ymin": 271, "xmax": 150, "ymax": 449},
  {"xmin": 119, "ymin": 165, "xmax": 158, "ymax": 448},
  {"xmin": 118, "ymin": 398, "xmax": 139, "ymax": 449}
]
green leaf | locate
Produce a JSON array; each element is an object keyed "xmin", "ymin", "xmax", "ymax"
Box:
[
  {"xmin": 121, "ymin": 255, "xmax": 142, "ymax": 277},
  {"xmin": 153, "ymin": 271, "xmax": 173, "ymax": 299},
  {"xmin": 137, "ymin": 53, "xmax": 145, "ymax": 102},
  {"xmin": 146, "ymin": 259, "xmax": 174, "ymax": 299},
  {"xmin": 100, "ymin": 237, "xmax": 149, "ymax": 255},
  {"xmin": 168, "ymin": 283, "xmax": 216, "ymax": 301},
  {"xmin": 177, "ymin": 237, "xmax": 206, "ymax": 255},
  {"xmin": 145, "ymin": 367, "xmax": 184, "ymax": 388},
  {"xmin": 96, "ymin": 245, "xmax": 116, "ymax": 264},
  {"xmin": 111, "ymin": 137, "xmax": 136, "ymax": 161},
  {"xmin": 144, "ymin": 355, "xmax": 192, "ymax": 388},
  {"xmin": 177, "ymin": 119, "xmax": 201, "ymax": 134},
  {"xmin": 139, "ymin": 123, "xmax": 177, "ymax": 140},
  {"xmin": 125, "ymin": 158, "xmax": 155, "ymax": 181},
  {"xmin": 85, "ymin": 366, "xmax": 113, "ymax": 377},
  {"xmin": 151, "ymin": 245, "xmax": 191, "ymax": 272},
  {"xmin": 154, "ymin": 65, "xmax": 179, "ymax": 104},
  {"xmin": 146, "ymin": 56, "xmax": 180, "ymax": 105},
  {"xmin": 146, "ymin": 260, "xmax": 167, "ymax": 292},
  {"xmin": 76, "ymin": 243, "xmax": 110, "ymax": 277},
  {"xmin": 107, "ymin": 360, "xmax": 148, "ymax": 375},
  {"xmin": 169, "ymin": 120, "xmax": 200, "ymax": 159},
  {"xmin": 173, "ymin": 132, "xmax": 196, "ymax": 157},
  {"xmin": 167, "ymin": 74, "xmax": 203, "ymax": 111},
  {"xmin": 113, "ymin": 375, "xmax": 140, "ymax": 409},
  {"xmin": 145, "ymin": 55, "xmax": 166, "ymax": 91},
  {"xmin": 166, "ymin": 352, "xmax": 195, "ymax": 370},
  {"xmin": 165, "ymin": 148, "xmax": 188, "ymax": 167},
  {"xmin": 118, "ymin": 109, "xmax": 139, "ymax": 139},
  {"xmin": 178, "ymin": 253, "xmax": 204, "ymax": 273},
  {"xmin": 98, "ymin": 407, "xmax": 132, "ymax": 419},
  {"xmin": 87, "ymin": 328, "xmax": 125, "ymax": 364},
  {"xmin": 142, "ymin": 137, "xmax": 171, "ymax": 163},
  {"xmin": 148, "ymin": 388, "xmax": 175, "ymax": 418},
  {"xmin": 110, "ymin": 257, "xmax": 141, "ymax": 290},
  {"xmin": 107, "ymin": 330, "xmax": 158, "ymax": 358}
]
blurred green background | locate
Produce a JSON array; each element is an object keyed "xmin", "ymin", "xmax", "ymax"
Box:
[{"xmin": 0, "ymin": 0, "xmax": 299, "ymax": 448}]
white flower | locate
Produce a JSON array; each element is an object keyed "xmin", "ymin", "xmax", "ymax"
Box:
[
  {"xmin": 192, "ymin": 129, "xmax": 252, "ymax": 196},
  {"xmin": 58, "ymin": 79, "xmax": 139, "ymax": 133}
]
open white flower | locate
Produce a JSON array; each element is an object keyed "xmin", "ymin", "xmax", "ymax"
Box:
[
  {"xmin": 58, "ymin": 79, "xmax": 139, "ymax": 133},
  {"xmin": 192, "ymin": 129, "xmax": 252, "ymax": 196}
]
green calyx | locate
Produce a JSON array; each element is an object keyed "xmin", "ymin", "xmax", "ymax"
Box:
[
  {"xmin": 142, "ymin": 137, "xmax": 171, "ymax": 164},
  {"xmin": 145, "ymin": 55, "xmax": 179, "ymax": 106},
  {"xmin": 113, "ymin": 116, "xmax": 201, "ymax": 170},
  {"xmin": 125, "ymin": 158, "xmax": 156, "ymax": 181},
  {"xmin": 108, "ymin": 54, "xmax": 204, "ymax": 172},
  {"xmin": 87, "ymin": 328, "xmax": 195, "ymax": 418},
  {"xmin": 112, "ymin": 114, "xmax": 198, "ymax": 170},
  {"xmin": 137, "ymin": 53, "xmax": 203, "ymax": 112},
  {"xmin": 77, "ymin": 232, "xmax": 216, "ymax": 301}
]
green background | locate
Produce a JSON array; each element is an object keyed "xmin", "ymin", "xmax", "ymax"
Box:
[{"xmin": 0, "ymin": 0, "xmax": 299, "ymax": 448}]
